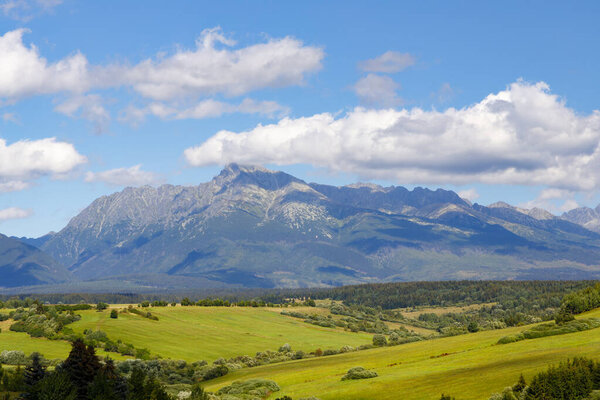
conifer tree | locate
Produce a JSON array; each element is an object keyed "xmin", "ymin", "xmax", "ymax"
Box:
[
  {"xmin": 23, "ymin": 353, "xmax": 46, "ymax": 400},
  {"xmin": 62, "ymin": 339, "xmax": 101, "ymax": 400}
]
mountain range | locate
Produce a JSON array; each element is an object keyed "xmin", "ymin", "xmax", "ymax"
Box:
[{"xmin": 3, "ymin": 164, "xmax": 600, "ymax": 291}]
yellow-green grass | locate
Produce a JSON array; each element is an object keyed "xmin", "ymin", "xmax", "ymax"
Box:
[
  {"xmin": 204, "ymin": 308, "xmax": 600, "ymax": 400},
  {"xmin": 398, "ymin": 302, "xmax": 497, "ymax": 319},
  {"xmin": 0, "ymin": 324, "xmax": 127, "ymax": 361},
  {"xmin": 69, "ymin": 307, "xmax": 373, "ymax": 362},
  {"xmin": 272, "ymin": 306, "xmax": 437, "ymax": 336}
]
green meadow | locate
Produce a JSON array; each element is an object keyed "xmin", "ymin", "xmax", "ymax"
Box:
[
  {"xmin": 203, "ymin": 308, "xmax": 600, "ymax": 399},
  {"xmin": 3, "ymin": 305, "xmax": 600, "ymax": 399},
  {"xmin": 68, "ymin": 306, "xmax": 373, "ymax": 362}
]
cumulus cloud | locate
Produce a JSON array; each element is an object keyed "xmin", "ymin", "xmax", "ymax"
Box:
[
  {"xmin": 184, "ymin": 81, "xmax": 600, "ymax": 191},
  {"xmin": 458, "ymin": 188, "xmax": 480, "ymax": 203},
  {"xmin": 0, "ymin": 27, "xmax": 322, "ymax": 127},
  {"xmin": 0, "ymin": 138, "xmax": 86, "ymax": 191},
  {"xmin": 359, "ymin": 51, "xmax": 415, "ymax": 73},
  {"xmin": 354, "ymin": 74, "xmax": 402, "ymax": 106},
  {"xmin": 0, "ymin": 29, "xmax": 90, "ymax": 99},
  {"xmin": 0, "ymin": 137, "xmax": 86, "ymax": 179},
  {"xmin": 0, "ymin": 207, "xmax": 32, "ymax": 221},
  {"xmin": 85, "ymin": 165, "xmax": 161, "ymax": 187},
  {"xmin": 119, "ymin": 27, "xmax": 324, "ymax": 101}
]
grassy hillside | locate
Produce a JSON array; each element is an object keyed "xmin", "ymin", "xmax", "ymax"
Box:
[
  {"xmin": 203, "ymin": 308, "xmax": 600, "ymax": 400},
  {"xmin": 68, "ymin": 306, "xmax": 373, "ymax": 362}
]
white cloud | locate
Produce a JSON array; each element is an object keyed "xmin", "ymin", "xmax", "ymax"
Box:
[
  {"xmin": 0, "ymin": 29, "xmax": 90, "ymax": 99},
  {"xmin": 0, "ymin": 207, "xmax": 32, "ymax": 221},
  {"xmin": 0, "ymin": 137, "xmax": 86, "ymax": 190},
  {"xmin": 117, "ymin": 27, "xmax": 324, "ymax": 101},
  {"xmin": 0, "ymin": 0, "xmax": 62, "ymax": 21},
  {"xmin": 0, "ymin": 27, "xmax": 322, "ymax": 127},
  {"xmin": 184, "ymin": 81, "xmax": 600, "ymax": 192},
  {"xmin": 458, "ymin": 188, "xmax": 479, "ymax": 203},
  {"xmin": 54, "ymin": 94, "xmax": 110, "ymax": 134},
  {"xmin": 85, "ymin": 165, "xmax": 161, "ymax": 187},
  {"xmin": 359, "ymin": 51, "xmax": 415, "ymax": 73},
  {"xmin": 0, "ymin": 180, "xmax": 29, "ymax": 192},
  {"xmin": 354, "ymin": 74, "xmax": 402, "ymax": 106},
  {"xmin": 121, "ymin": 98, "xmax": 289, "ymax": 125}
]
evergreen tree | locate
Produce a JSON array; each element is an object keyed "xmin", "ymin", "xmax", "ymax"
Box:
[
  {"xmin": 512, "ymin": 374, "xmax": 527, "ymax": 393},
  {"xmin": 37, "ymin": 372, "xmax": 77, "ymax": 400},
  {"xmin": 23, "ymin": 353, "xmax": 46, "ymax": 400},
  {"xmin": 62, "ymin": 339, "xmax": 101, "ymax": 400},
  {"xmin": 127, "ymin": 367, "xmax": 147, "ymax": 400}
]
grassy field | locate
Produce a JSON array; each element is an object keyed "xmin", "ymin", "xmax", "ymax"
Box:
[
  {"xmin": 68, "ymin": 306, "xmax": 373, "ymax": 362},
  {"xmin": 203, "ymin": 308, "xmax": 600, "ymax": 400},
  {"xmin": 4, "ymin": 304, "xmax": 600, "ymax": 399}
]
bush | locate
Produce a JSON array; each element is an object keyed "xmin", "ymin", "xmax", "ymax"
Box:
[
  {"xmin": 0, "ymin": 350, "xmax": 27, "ymax": 365},
  {"xmin": 341, "ymin": 367, "xmax": 378, "ymax": 380},
  {"xmin": 110, "ymin": 309, "xmax": 118, "ymax": 319},
  {"xmin": 217, "ymin": 379, "xmax": 280, "ymax": 398},
  {"xmin": 278, "ymin": 343, "xmax": 292, "ymax": 353},
  {"xmin": 372, "ymin": 334, "xmax": 387, "ymax": 347},
  {"xmin": 202, "ymin": 365, "xmax": 228, "ymax": 381},
  {"xmin": 96, "ymin": 302, "xmax": 108, "ymax": 311}
]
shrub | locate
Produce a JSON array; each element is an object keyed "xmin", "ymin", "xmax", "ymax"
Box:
[
  {"xmin": 110, "ymin": 309, "xmax": 118, "ymax": 319},
  {"xmin": 217, "ymin": 379, "xmax": 280, "ymax": 398},
  {"xmin": 96, "ymin": 302, "xmax": 108, "ymax": 311},
  {"xmin": 341, "ymin": 367, "xmax": 378, "ymax": 381},
  {"xmin": 372, "ymin": 334, "xmax": 387, "ymax": 347},
  {"xmin": 202, "ymin": 365, "xmax": 228, "ymax": 381},
  {"xmin": 0, "ymin": 350, "xmax": 27, "ymax": 365},
  {"xmin": 278, "ymin": 343, "xmax": 292, "ymax": 353}
]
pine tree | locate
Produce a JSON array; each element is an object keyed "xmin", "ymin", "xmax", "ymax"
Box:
[
  {"xmin": 23, "ymin": 353, "xmax": 46, "ymax": 400},
  {"xmin": 62, "ymin": 339, "xmax": 101, "ymax": 400},
  {"xmin": 36, "ymin": 372, "xmax": 77, "ymax": 400},
  {"xmin": 513, "ymin": 374, "xmax": 527, "ymax": 393}
]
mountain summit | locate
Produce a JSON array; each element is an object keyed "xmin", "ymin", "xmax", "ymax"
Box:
[{"xmin": 4, "ymin": 164, "xmax": 600, "ymax": 290}]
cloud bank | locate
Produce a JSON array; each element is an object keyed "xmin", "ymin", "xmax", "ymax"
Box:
[{"xmin": 185, "ymin": 81, "xmax": 600, "ymax": 191}]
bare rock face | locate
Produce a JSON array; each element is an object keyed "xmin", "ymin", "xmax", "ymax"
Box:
[{"xmin": 562, "ymin": 206, "xmax": 600, "ymax": 233}]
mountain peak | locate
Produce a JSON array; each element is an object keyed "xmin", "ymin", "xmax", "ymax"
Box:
[
  {"xmin": 488, "ymin": 201, "xmax": 514, "ymax": 209},
  {"xmin": 214, "ymin": 163, "xmax": 304, "ymax": 191}
]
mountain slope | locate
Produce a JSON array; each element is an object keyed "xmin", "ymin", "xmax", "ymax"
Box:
[
  {"xmin": 562, "ymin": 205, "xmax": 600, "ymax": 233},
  {"xmin": 0, "ymin": 234, "xmax": 72, "ymax": 287},
  {"xmin": 32, "ymin": 164, "xmax": 600, "ymax": 288}
]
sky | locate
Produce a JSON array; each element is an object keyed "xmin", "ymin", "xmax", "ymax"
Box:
[{"xmin": 1, "ymin": 0, "xmax": 600, "ymax": 237}]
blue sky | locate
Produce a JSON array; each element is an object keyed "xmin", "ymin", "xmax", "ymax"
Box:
[{"xmin": 1, "ymin": 0, "xmax": 600, "ymax": 237}]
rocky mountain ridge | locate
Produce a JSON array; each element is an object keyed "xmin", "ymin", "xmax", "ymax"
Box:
[{"xmin": 3, "ymin": 164, "xmax": 600, "ymax": 290}]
